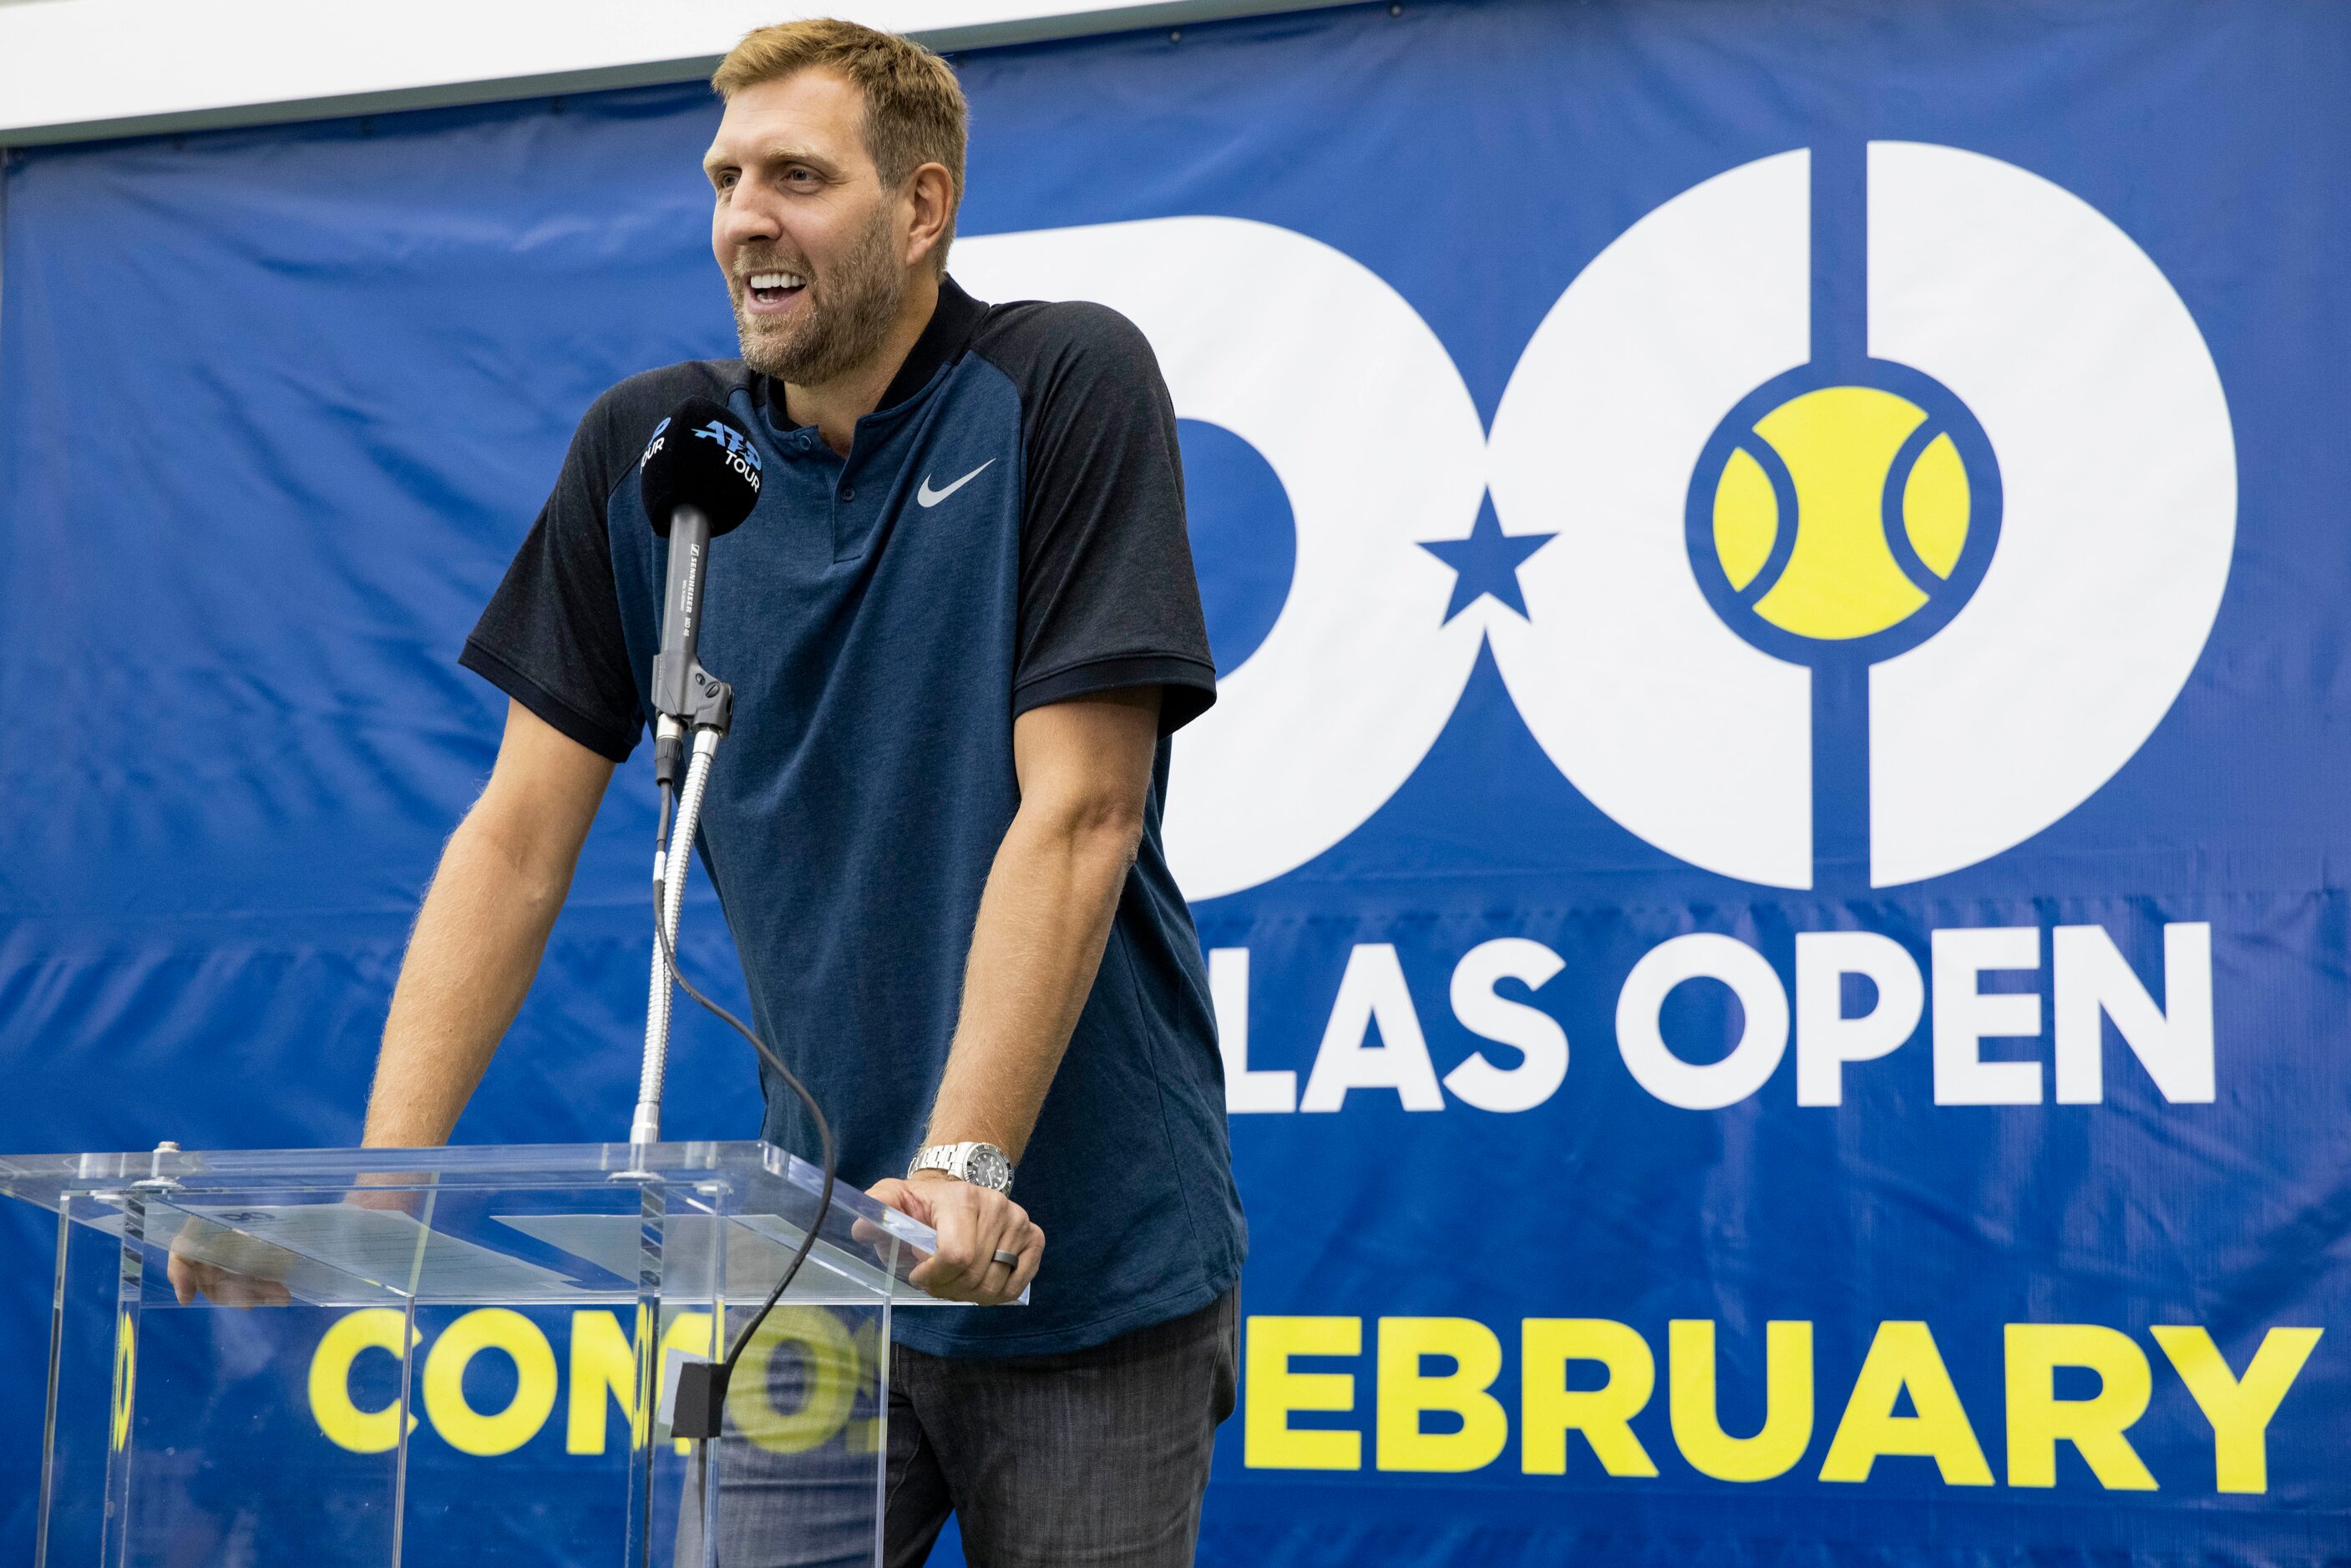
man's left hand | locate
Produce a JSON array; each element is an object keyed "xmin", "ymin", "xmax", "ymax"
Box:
[{"xmin": 867, "ymin": 1171, "xmax": 1042, "ymax": 1305}]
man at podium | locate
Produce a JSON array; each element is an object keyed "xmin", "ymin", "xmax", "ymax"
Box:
[{"xmin": 180, "ymin": 18, "xmax": 1245, "ymax": 1567}]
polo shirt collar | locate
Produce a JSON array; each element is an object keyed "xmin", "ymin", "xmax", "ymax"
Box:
[{"xmin": 875, "ymin": 275, "xmax": 986, "ymax": 412}]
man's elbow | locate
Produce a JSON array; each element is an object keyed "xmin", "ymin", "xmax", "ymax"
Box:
[
  {"xmin": 456, "ymin": 785, "xmax": 581, "ymax": 908},
  {"xmin": 1032, "ymin": 789, "xmax": 1148, "ymax": 871},
  {"xmin": 1077, "ymin": 797, "xmax": 1148, "ymax": 870}
]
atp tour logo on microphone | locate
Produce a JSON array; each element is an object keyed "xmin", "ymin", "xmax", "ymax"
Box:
[
  {"xmin": 955, "ymin": 144, "xmax": 2237, "ymax": 899},
  {"xmin": 640, "ymin": 416, "xmax": 671, "ymax": 468},
  {"xmin": 694, "ymin": 418, "xmax": 764, "ymax": 488}
]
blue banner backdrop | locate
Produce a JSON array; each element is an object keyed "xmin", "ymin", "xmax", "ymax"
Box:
[{"xmin": 3, "ymin": 1, "xmax": 2347, "ymax": 1562}]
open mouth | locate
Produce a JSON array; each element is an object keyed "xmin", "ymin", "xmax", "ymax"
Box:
[{"xmin": 745, "ymin": 270, "xmax": 808, "ymax": 309}]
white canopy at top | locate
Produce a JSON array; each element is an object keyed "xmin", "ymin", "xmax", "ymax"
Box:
[{"xmin": 0, "ymin": 0, "xmax": 1339, "ymax": 144}]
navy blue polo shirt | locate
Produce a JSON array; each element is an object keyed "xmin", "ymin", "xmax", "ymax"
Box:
[{"xmin": 461, "ymin": 279, "xmax": 1245, "ymax": 1357}]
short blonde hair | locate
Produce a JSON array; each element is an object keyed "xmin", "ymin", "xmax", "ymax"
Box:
[{"xmin": 712, "ymin": 19, "xmax": 968, "ymax": 272}]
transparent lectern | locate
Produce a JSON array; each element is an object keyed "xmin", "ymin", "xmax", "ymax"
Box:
[{"xmin": 1, "ymin": 1140, "xmax": 965, "ymax": 1567}]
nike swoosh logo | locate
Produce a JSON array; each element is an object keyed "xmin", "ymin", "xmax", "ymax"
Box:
[{"xmin": 917, "ymin": 459, "xmax": 995, "ymax": 508}]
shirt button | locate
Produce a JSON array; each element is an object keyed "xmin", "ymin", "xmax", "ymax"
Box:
[{"xmin": 841, "ymin": 486, "xmax": 856, "ymax": 502}]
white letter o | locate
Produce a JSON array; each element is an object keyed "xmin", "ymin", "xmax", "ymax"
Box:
[{"xmin": 1616, "ymin": 934, "xmax": 1789, "ymax": 1110}]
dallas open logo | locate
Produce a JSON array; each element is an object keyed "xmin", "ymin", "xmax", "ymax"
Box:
[{"xmin": 958, "ymin": 144, "xmax": 2236, "ymax": 900}]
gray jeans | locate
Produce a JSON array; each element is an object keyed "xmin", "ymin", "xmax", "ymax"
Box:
[{"xmin": 683, "ymin": 1290, "xmax": 1239, "ymax": 1568}]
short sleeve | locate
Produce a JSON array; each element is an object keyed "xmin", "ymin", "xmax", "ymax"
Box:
[
  {"xmin": 459, "ymin": 393, "xmax": 646, "ymax": 762},
  {"xmin": 1002, "ymin": 303, "xmax": 1217, "ymax": 735}
]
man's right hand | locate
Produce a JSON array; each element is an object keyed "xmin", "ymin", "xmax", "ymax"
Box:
[
  {"xmin": 166, "ymin": 1222, "xmax": 291, "ymax": 1308},
  {"xmin": 168, "ymin": 1249, "xmax": 291, "ymax": 1308},
  {"xmin": 165, "ymin": 1181, "xmax": 423, "ymax": 1308}
]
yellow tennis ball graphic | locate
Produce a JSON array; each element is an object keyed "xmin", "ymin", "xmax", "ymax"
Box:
[{"xmin": 1710, "ymin": 385, "xmax": 1973, "ymax": 641}]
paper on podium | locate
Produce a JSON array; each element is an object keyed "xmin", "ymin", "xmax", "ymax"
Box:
[
  {"xmin": 97, "ymin": 1201, "xmax": 585, "ymax": 1302},
  {"xmin": 494, "ymin": 1211, "xmax": 1023, "ymax": 1306}
]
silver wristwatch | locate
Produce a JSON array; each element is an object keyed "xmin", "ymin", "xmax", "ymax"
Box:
[{"xmin": 907, "ymin": 1141, "xmax": 1014, "ymax": 1194}]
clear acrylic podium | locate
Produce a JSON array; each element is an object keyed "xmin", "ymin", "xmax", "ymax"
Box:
[{"xmin": 0, "ymin": 1141, "xmax": 969, "ymax": 1567}]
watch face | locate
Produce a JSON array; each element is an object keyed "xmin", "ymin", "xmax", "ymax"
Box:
[{"xmin": 965, "ymin": 1146, "xmax": 1012, "ymax": 1191}]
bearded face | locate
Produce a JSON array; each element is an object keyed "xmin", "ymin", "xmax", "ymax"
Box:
[{"xmin": 730, "ymin": 195, "xmax": 907, "ymax": 387}]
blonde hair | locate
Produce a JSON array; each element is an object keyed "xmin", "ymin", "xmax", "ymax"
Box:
[{"xmin": 712, "ymin": 18, "xmax": 968, "ymax": 273}]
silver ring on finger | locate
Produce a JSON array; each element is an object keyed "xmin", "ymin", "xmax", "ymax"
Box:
[{"xmin": 991, "ymin": 1248, "xmax": 1019, "ymax": 1268}]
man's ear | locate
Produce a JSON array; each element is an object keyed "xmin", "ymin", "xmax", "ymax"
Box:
[{"xmin": 904, "ymin": 163, "xmax": 955, "ymax": 271}]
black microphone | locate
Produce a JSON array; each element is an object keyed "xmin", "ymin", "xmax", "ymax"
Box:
[{"xmin": 639, "ymin": 397, "xmax": 762, "ymax": 782}]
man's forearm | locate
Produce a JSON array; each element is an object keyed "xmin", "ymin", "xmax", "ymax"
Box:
[
  {"xmin": 924, "ymin": 802, "xmax": 1140, "ymax": 1162},
  {"xmin": 361, "ymin": 810, "xmax": 574, "ymax": 1147}
]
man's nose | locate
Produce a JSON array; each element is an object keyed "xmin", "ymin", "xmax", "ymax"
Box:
[{"xmin": 720, "ymin": 185, "xmax": 783, "ymax": 248}]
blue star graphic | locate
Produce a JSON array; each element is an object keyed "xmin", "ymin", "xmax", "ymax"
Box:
[{"xmin": 1419, "ymin": 502, "xmax": 1557, "ymax": 621}]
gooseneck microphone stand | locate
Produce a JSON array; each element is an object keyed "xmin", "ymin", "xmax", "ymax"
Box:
[{"xmin": 630, "ymin": 501, "xmax": 735, "ymax": 1151}]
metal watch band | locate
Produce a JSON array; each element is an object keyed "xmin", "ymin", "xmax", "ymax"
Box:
[{"xmin": 907, "ymin": 1140, "xmax": 1014, "ymax": 1194}]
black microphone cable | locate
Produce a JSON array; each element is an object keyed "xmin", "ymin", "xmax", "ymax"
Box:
[{"xmin": 651, "ymin": 780, "xmax": 839, "ymax": 1419}]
